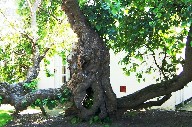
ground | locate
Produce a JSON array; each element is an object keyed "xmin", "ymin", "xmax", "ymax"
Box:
[
  {"xmin": 4, "ymin": 109, "xmax": 192, "ymax": 127},
  {"xmin": 2, "ymin": 101, "xmax": 192, "ymax": 127}
]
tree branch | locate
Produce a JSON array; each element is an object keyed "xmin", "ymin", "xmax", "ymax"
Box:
[
  {"xmin": 0, "ymin": 81, "xmax": 70, "ymax": 114},
  {"xmin": 14, "ymin": 88, "xmax": 61, "ymax": 111},
  {"xmin": 26, "ymin": 0, "xmax": 33, "ymax": 13},
  {"xmin": 24, "ymin": 45, "xmax": 41, "ymax": 83},
  {"xmin": 151, "ymin": 50, "xmax": 167, "ymax": 80},
  {"xmin": 183, "ymin": 24, "xmax": 192, "ymax": 76},
  {"xmin": 134, "ymin": 94, "xmax": 172, "ymax": 109},
  {"xmin": 117, "ymin": 75, "xmax": 181, "ymax": 109}
]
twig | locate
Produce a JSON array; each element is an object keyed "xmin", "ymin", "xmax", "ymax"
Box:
[{"xmin": 151, "ymin": 50, "xmax": 167, "ymax": 80}]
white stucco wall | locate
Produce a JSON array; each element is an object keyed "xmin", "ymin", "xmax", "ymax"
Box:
[
  {"xmin": 38, "ymin": 56, "xmax": 55, "ymax": 89},
  {"xmin": 109, "ymin": 50, "xmax": 182, "ymax": 109},
  {"xmin": 109, "ymin": 50, "xmax": 159, "ymax": 97},
  {"xmin": 37, "ymin": 50, "xmax": 191, "ymax": 109},
  {"xmin": 38, "ymin": 55, "xmax": 64, "ymax": 89},
  {"xmin": 175, "ymin": 82, "xmax": 192, "ymax": 105}
]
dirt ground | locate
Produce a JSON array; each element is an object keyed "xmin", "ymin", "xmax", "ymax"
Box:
[{"xmin": 5, "ymin": 109, "xmax": 192, "ymax": 127}]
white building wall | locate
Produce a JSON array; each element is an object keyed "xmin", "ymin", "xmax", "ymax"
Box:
[
  {"xmin": 175, "ymin": 82, "xmax": 192, "ymax": 105},
  {"xmin": 109, "ymin": 50, "xmax": 176, "ymax": 109},
  {"xmin": 37, "ymin": 51, "xmax": 192, "ymax": 109},
  {"xmin": 38, "ymin": 56, "xmax": 55, "ymax": 89},
  {"xmin": 183, "ymin": 82, "xmax": 192, "ymax": 101},
  {"xmin": 53, "ymin": 55, "xmax": 63, "ymax": 88},
  {"xmin": 38, "ymin": 55, "xmax": 70, "ymax": 89}
]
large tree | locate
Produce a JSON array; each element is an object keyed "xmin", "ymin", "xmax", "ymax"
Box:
[{"xmin": 0, "ymin": 0, "xmax": 192, "ymax": 120}]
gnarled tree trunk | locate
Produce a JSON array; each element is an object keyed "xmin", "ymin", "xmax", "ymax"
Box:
[
  {"xmin": 62, "ymin": 0, "xmax": 192, "ymax": 119},
  {"xmin": 62, "ymin": 0, "xmax": 117, "ymax": 120}
]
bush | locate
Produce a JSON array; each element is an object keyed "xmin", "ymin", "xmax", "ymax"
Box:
[{"xmin": 0, "ymin": 110, "xmax": 13, "ymax": 127}]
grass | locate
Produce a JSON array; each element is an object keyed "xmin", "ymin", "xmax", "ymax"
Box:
[{"xmin": 0, "ymin": 110, "xmax": 13, "ymax": 127}]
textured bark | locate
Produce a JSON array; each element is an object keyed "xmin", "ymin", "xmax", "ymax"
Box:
[
  {"xmin": 0, "ymin": 82, "xmax": 61, "ymax": 112},
  {"xmin": 62, "ymin": 0, "xmax": 117, "ymax": 120}
]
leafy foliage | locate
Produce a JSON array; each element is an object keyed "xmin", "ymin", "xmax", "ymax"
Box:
[
  {"xmin": 71, "ymin": 116, "xmax": 82, "ymax": 124},
  {"xmin": 0, "ymin": 110, "xmax": 12, "ymax": 127},
  {"xmin": 125, "ymin": 110, "xmax": 139, "ymax": 117},
  {"xmin": 0, "ymin": 96, "xmax": 2, "ymax": 104},
  {"xmin": 89, "ymin": 115, "xmax": 101, "ymax": 124},
  {"xmin": 0, "ymin": 0, "xmax": 77, "ymax": 84},
  {"xmin": 23, "ymin": 79, "xmax": 38, "ymax": 91},
  {"xmin": 79, "ymin": 0, "xmax": 192, "ymax": 82},
  {"xmin": 57, "ymin": 87, "xmax": 71, "ymax": 104},
  {"xmin": 89, "ymin": 115, "xmax": 112, "ymax": 126},
  {"xmin": 0, "ymin": 0, "xmax": 75, "ymax": 115}
]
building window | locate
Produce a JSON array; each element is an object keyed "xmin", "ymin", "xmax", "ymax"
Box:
[{"xmin": 62, "ymin": 65, "xmax": 67, "ymax": 84}]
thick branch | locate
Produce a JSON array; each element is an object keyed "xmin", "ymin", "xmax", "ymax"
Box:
[
  {"xmin": 24, "ymin": 45, "xmax": 41, "ymax": 83},
  {"xmin": 135, "ymin": 94, "xmax": 172, "ymax": 109},
  {"xmin": 14, "ymin": 88, "xmax": 61, "ymax": 111},
  {"xmin": 0, "ymin": 82, "xmax": 67, "ymax": 113},
  {"xmin": 183, "ymin": 24, "xmax": 192, "ymax": 77},
  {"xmin": 117, "ymin": 74, "xmax": 182, "ymax": 108}
]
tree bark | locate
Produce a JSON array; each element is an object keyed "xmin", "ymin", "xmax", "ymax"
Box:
[
  {"xmin": 0, "ymin": 82, "xmax": 61, "ymax": 112},
  {"xmin": 62, "ymin": 0, "xmax": 117, "ymax": 120}
]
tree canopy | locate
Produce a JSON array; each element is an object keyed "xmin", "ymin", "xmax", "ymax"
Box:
[
  {"xmin": 79, "ymin": 0, "xmax": 191, "ymax": 82},
  {"xmin": 0, "ymin": 0, "xmax": 77, "ymax": 83},
  {"xmin": 0, "ymin": 0, "xmax": 191, "ymax": 83}
]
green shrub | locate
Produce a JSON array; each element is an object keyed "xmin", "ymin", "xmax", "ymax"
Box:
[{"xmin": 0, "ymin": 110, "xmax": 12, "ymax": 127}]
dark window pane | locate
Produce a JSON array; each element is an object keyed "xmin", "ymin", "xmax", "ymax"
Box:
[
  {"xmin": 62, "ymin": 66, "xmax": 66, "ymax": 74},
  {"xmin": 62, "ymin": 76, "xmax": 66, "ymax": 83}
]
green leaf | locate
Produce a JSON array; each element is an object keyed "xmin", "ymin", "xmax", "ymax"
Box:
[
  {"xmin": 96, "ymin": 25, "xmax": 102, "ymax": 31},
  {"xmin": 138, "ymin": 78, "xmax": 141, "ymax": 83},
  {"xmin": 125, "ymin": 71, "xmax": 130, "ymax": 76},
  {"xmin": 143, "ymin": 78, "xmax": 146, "ymax": 82},
  {"xmin": 0, "ymin": 110, "xmax": 13, "ymax": 127},
  {"xmin": 89, "ymin": 119, "xmax": 93, "ymax": 124},
  {"xmin": 93, "ymin": 116, "xmax": 99, "ymax": 122},
  {"xmin": 157, "ymin": 13, "xmax": 162, "ymax": 18},
  {"xmin": 71, "ymin": 117, "xmax": 78, "ymax": 124},
  {"xmin": 0, "ymin": 96, "xmax": 2, "ymax": 104},
  {"xmin": 104, "ymin": 124, "xmax": 110, "ymax": 127},
  {"xmin": 190, "ymin": 41, "xmax": 192, "ymax": 47},
  {"xmin": 138, "ymin": 74, "xmax": 142, "ymax": 78}
]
